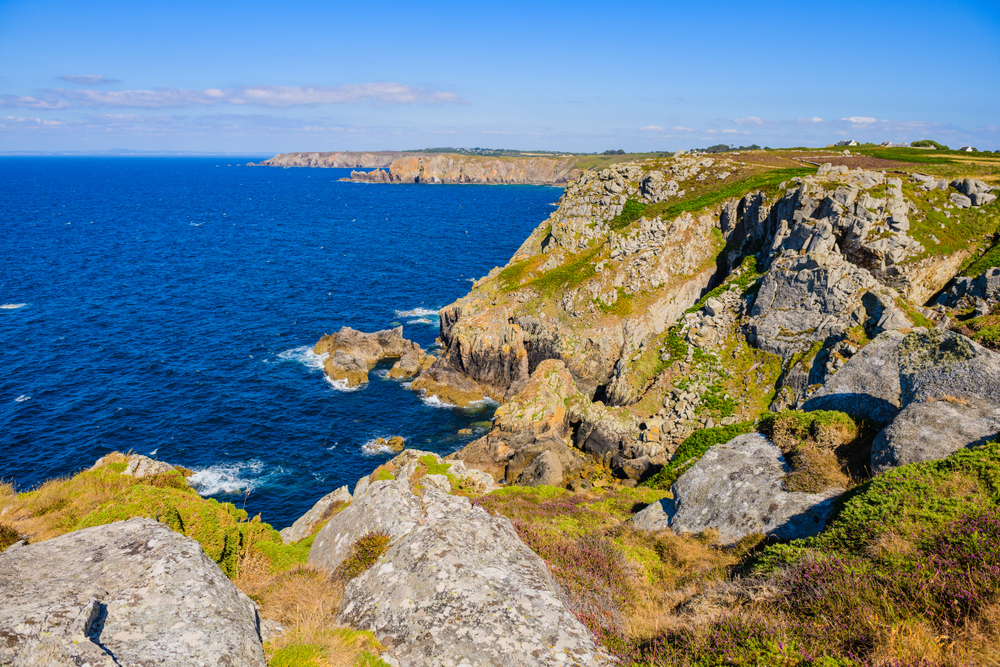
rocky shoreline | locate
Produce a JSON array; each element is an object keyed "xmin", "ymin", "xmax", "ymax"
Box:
[{"xmin": 3, "ymin": 151, "xmax": 1000, "ymax": 665}]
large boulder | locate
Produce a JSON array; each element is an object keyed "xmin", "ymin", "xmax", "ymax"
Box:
[
  {"xmin": 897, "ymin": 328, "xmax": 1000, "ymax": 407},
  {"xmin": 0, "ymin": 518, "xmax": 265, "ymax": 667},
  {"xmin": 336, "ymin": 488, "xmax": 610, "ymax": 667},
  {"xmin": 871, "ymin": 398, "xmax": 1000, "ymax": 473},
  {"xmin": 308, "ymin": 459, "xmax": 609, "ymax": 666},
  {"xmin": 310, "ymin": 450, "xmax": 496, "ymax": 572},
  {"xmin": 279, "ymin": 485, "xmax": 351, "ymax": 544},
  {"xmin": 631, "ymin": 434, "xmax": 841, "ymax": 544}
]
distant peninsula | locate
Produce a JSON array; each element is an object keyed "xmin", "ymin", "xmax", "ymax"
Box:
[{"xmin": 251, "ymin": 150, "xmax": 582, "ymax": 185}]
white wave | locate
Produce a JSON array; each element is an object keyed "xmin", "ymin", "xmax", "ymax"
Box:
[
  {"xmin": 149, "ymin": 448, "xmax": 158, "ymax": 456},
  {"xmin": 188, "ymin": 460, "xmax": 266, "ymax": 496},
  {"xmin": 325, "ymin": 376, "xmax": 363, "ymax": 392},
  {"xmin": 361, "ymin": 438, "xmax": 401, "ymax": 456},
  {"xmin": 14, "ymin": 395, "xmax": 30, "ymax": 403},
  {"xmin": 1, "ymin": 303, "xmax": 27, "ymax": 310},
  {"xmin": 394, "ymin": 307, "xmax": 439, "ymax": 318},
  {"xmin": 466, "ymin": 396, "xmax": 500, "ymax": 409},
  {"xmin": 420, "ymin": 393, "xmax": 460, "ymax": 409},
  {"xmin": 407, "ymin": 317, "xmax": 433, "ymax": 325},
  {"xmin": 277, "ymin": 345, "xmax": 327, "ymax": 372},
  {"xmin": 374, "ymin": 369, "xmax": 389, "ymax": 379}
]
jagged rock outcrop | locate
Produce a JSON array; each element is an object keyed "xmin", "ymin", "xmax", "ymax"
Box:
[
  {"xmin": 310, "ymin": 450, "xmax": 497, "ymax": 570},
  {"xmin": 308, "ymin": 451, "xmax": 608, "ymax": 667},
  {"xmin": 347, "ymin": 154, "xmax": 580, "ymax": 185},
  {"xmin": 279, "ymin": 485, "xmax": 351, "ymax": 544},
  {"xmin": 450, "ymin": 360, "xmax": 591, "ymax": 484},
  {"xmin": 936, "ymin": 267, "xmax": 1000, "ymax": 308},
  {"xmin": 314, "ymin": 326, "xmax": 431, "ymax": 387},
  {"xmin": 254, "ymin": 151, "xmax": 401, "ymax": 168},
  {"xmin": 0, "ymin": 518, "xmax": 265, "ymax": 667},
  {"xmin": 630, "ymin": 433, "xmax": 841, "ymax": 544},
  {"xmin": 90, "ymin": 453, "xmax": 181, "ymax": 478}
]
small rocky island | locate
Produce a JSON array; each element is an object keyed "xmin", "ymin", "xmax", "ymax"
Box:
[{"xmin": 4, "ymin": 148, "xmax": 1000, "ymax": 666}]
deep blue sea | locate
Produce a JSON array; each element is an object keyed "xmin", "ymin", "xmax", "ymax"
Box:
[{"xmin": 0, "ymin": 157, "xmax": 559, "ymax": 528}]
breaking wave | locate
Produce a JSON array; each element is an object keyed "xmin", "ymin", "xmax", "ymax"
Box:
[{"xmin": 188, "ymin": 459, "xmax": 273, "ymax": 496}]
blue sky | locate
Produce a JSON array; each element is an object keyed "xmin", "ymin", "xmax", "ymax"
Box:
[{"xmin": 1, "ymin": 0, "xmax": 998, "ymax": 153}]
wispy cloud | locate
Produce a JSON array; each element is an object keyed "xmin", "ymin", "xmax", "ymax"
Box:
[
  {"xmin": 0, "ymin": 115, "xmax": 66, "ymax": 127},
  {"xmin": 732, "ymin": 116, "xmax": 763, "ymax": 125},
  {"xmin": 58, "ymin": 75, "xmax": 120, "ymax": 85},
  {"xmin": 842, "ymin": 116, "xmax": 878, "ymax": 124},
  {"xmin": 673, "ymin": 126, "xmax": 693, "ymax": 132},
  {"xmin": 721, "ymin": 129, "xmax": 739, "ymax": 134},
  {"xmin": 798, "ymin": 117, "xmax": 824, "ymax": 123},
  {"xmin": 0, "ymin": 83, "xmax": 468, "ymax": 109},
  {"xmin": 640, "ymin": 125, "xmax": 664, "ymax": 132}
]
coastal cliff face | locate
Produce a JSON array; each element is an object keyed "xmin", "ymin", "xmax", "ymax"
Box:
[
  {"xmin": 254, "ymin": 151, "xmax": 404, "ymax": 168},
  {"xmin": 347, "ymin": 154, "xmax": 581, "ymax": 185},
  {"xmin": 414, "ymin": 152, "xmax": 999, "ymax": 488}
]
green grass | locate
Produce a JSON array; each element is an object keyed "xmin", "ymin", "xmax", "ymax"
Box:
[
  {"xmin": 756, "ymin": 440, "xmax": 1000, "ymax": 571},
  {"xmin": 960, "ymin": 236, "xmax": 1000, "ymax": 276},
  {"xmin": 608, "ymin": 199, "xmax": 648, "ymax": 230},
  {"xmin": 334, "ymin": 530, "xmax": 392, "ymax": 581},
  {"xmin": 645, "ymin": 168, "xmax": 812, "ymax": 221},
  {"xmin": 685, "ymin": 256, "xmax": 762, "ymax": 315}
]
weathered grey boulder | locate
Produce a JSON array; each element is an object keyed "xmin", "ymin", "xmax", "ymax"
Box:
[
  {"xmin": 631, "ymin": 434, "xmax": 841, "ymax": 544},
  {"xmin": 0, "ymin": 518, "xmax": 265, "ymax": 667},
  {"xmin": 337, "ymin": 488, "xmax": 609, "ymax": 667},
  {"xmin": 517, "ymin": 449, "xmax": 564, "ymax": 487},
  {"xmin": 309, "ymin": 478, "xmax": 424, "ymax": 572},
  {"xmin": 950, "ymin": 193, "xmax": 973, "ymax": 209},
  {"xmin": 802, "ymin": 330, "xmax": 906, "ymax": 426},
  {"xmin": 871, "ymin": 398, "xmax": 1000, "ymax": 473},
  {"xmin": 280, "ymin": 485, "xmax": 351, "ymax": 544},
  {"xmin": 897, "ymin": 328, "xmax": 1000, "ymax": 407}
]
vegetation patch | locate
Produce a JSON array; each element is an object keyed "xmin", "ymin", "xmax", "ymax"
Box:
[
  {"xmin": 0, "ymin": 523, "xmax": 20, "ymax": 551},
  {"xmin": 645, "ymin": 168, "xmax": 812, "ymax": 221},
  {"xmin": 960, "ymin": 234, "xmax": 1000, "ymax": 277},
  {"xmin": 759, "ymin": 410, "xmax": 872, "ymax": 493},
  {"xmin": 608, "ymin": 198, "xmax": 648, "ymax": 230},
  {"xmin": 334, "ymin": 530, "xmax": 392, "ymax": 581}
]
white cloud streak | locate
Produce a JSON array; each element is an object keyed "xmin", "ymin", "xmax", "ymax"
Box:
[
  {"xmin": 58, "ymin": 75, "xmax": 120, "ymax": 85},
  {"xmin": 842, "ymin": 116, "xmax": 878, "ymax": 124},
  {"xmin": 0, "ymin": 83, "xmax": 467, "ymax": 109},
  {"xmin": 732, "ymin": 116, "xmax": 763, "ymax": 125},
  {"xmin": 640, "ymin": 125, "xmax": 664, "ymax": 132}
]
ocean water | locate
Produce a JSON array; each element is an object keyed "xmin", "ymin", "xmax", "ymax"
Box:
[{"xmin": 0, "ymin": 157, "xmax": 559, "ymax": 528}]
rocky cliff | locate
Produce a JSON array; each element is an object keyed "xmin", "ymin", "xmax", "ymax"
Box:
[
  {"xmin": 346, "ymin": 154, "xmax": 581, "ymax": 185},
  {"xmin": 252, "ymin": 151, "xmax": 405, "ymax": 168}
]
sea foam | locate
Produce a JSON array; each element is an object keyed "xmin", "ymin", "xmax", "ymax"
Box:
[
  {"xmin": 395, "ymin": 307, "xmax": 439, "ymax": 319},
  {"xmin": 1, "ymin": 303, "xmax": 27, "ymax": 310},
  {"xmin": 188, "ymin": 459, "xmax": 268, "ymax": 496},
  {"xmin": 14, "ymin": 395, "xmax": 30, "ymax": 403},
  {"xmin": 277, "ymin": 345, "xmax": 327, "ymax": 372}
]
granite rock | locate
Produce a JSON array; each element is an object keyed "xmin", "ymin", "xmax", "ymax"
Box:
[
  {"xmin": 280, "ymin": 485, "xmax": 351, "ymax": 544},
  {"xmin": 0, "ymin": 518, "xmax": 265, "ymax": 667},
  {"xmin": 630, "ymin": 434, "xmax": 841, "ymax": 544},
  {"xmin": 871, "ymin": 398, "xmax": 1000, "ymax": 473},
  {"xmin": 336, "ymin": 488, "xmax": 611, "ymax": 667}
]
